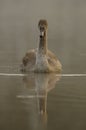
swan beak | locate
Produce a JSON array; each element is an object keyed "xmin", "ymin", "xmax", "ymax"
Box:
[{"xmin": 40, "ymin": 31, "xmax": 44, "ymax": 37}]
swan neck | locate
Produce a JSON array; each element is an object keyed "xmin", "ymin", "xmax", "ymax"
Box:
[{"xmin": 39, "ymin": 31, "xmax": 47, "ymax": 54}]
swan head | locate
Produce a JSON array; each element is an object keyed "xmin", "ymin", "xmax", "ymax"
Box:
[{"xmin": 38, "ymin": 20, "xmax": 48, "ymax": 38}]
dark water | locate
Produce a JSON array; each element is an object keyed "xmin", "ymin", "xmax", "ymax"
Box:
[{"xmin": 0, "ymin": 0, "xmax": 86, "ymax": 130}]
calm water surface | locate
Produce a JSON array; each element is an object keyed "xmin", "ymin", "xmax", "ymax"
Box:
[
  {"xmin": 0, "ymin": 0, "xmax": 86, "ymax": 130},
  {"xmin": 0, "ymin": 74, "xmax": 86, "ymax": 130}
]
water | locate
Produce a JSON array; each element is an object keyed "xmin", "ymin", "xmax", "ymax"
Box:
[
  {"xmin": 0, "ymin": 0, "xmax": 86, "ymax": 130},
  {"xmin": 0, "ymin": 74, "xmax": 86, "ymax": 130}
]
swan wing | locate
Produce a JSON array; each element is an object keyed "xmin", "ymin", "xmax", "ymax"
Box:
[
  {"xmin": 22, "ymin": 49, "xmax": 36, "ymax": 66},
  {"xmin": 47, "ymin": 50, "xmax": 62, "ymax": 71}
]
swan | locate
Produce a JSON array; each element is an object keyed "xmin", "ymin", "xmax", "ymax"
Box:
[{"xmin": 21, "ymin": 19, "xmax": 62, "ymax": 73}]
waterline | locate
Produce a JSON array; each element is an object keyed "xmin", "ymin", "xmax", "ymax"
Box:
[{"xmin": 0, "ymin": 73, "xmax": 86, "ymax": 77}]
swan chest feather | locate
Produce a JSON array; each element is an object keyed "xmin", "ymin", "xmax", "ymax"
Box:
[{"xmin": 35, "ymin": 53, "xmax": 49, "ymax": 71}]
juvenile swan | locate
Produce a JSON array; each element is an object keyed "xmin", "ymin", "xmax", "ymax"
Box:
[{"xmin": 21, "ymin": 20, "xmax": 62, "ymax": 73}]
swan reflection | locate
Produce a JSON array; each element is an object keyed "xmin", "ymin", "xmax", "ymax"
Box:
[{"xmin": 18, "ymin": 73, "xmax": 61, "ymax": 122}]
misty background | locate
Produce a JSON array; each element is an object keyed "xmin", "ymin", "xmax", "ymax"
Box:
[{"xmin": 0, "ymin": 0, "xmax": 86, "ymax": 73}]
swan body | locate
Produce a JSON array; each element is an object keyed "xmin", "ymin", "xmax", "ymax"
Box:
[{"xmin": 21, "ymin": 20, "xmax": 62, "ymax": 73}]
